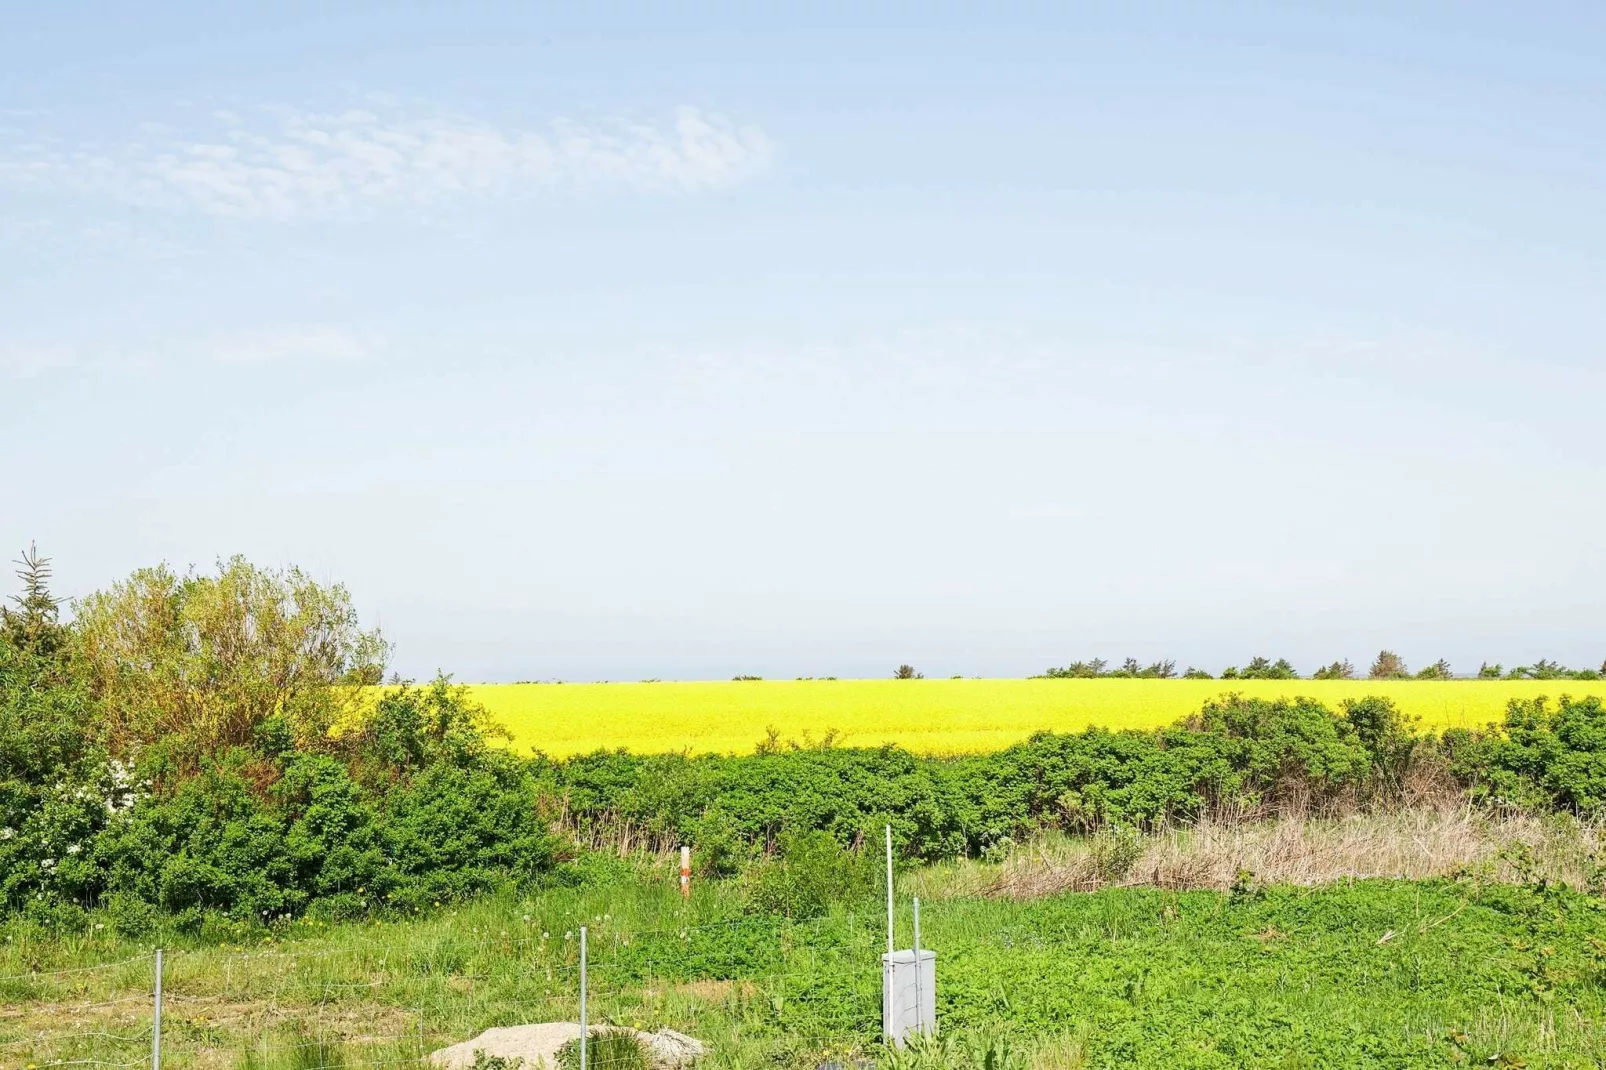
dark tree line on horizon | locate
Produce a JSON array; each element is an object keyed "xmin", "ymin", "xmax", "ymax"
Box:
[{"xmin": 1036, "ymin": 652, "xmax": 1606, "ymax": 682}]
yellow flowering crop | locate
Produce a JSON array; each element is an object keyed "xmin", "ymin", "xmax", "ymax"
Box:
[{"xmin": 464, "ymin": 678, "xmax": 1606, "ymax": 758}]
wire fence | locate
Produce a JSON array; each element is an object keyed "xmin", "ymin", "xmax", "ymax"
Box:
[{"xmin": 1, "ymin": 910, "xmax": 902, "ymax": 1070}]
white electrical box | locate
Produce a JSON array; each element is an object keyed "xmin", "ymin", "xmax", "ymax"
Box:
[{"xmin": 881, "ymin": 949, "xmax": 936, "ymax": 1046}]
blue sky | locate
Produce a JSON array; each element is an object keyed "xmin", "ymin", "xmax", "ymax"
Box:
[{"xmin": 4, "ymin": 2, "xmax": 1604, "ymax": 681}]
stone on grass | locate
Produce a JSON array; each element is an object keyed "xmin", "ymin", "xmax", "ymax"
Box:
[{"xmin": 428, "ymin": 1023, "xmax": 705, "ymax": 1070}]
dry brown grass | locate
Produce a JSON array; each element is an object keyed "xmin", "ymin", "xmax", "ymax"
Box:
[{"xmin": 914, "ymin": 805, "xmax": 1606, "ymax": 900}]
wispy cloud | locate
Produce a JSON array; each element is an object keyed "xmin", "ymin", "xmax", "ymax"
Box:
[
  {"xmin": 0, "ymin": 341, "xmax": 76, "ymax": 378},
  {"xmin": 0, "ymin": 326, "xmax": 379, "ymax": 379},
  {"xmin": 1, "ymin": 103, "xmax": 772, "ymax": 220},
  {"xmin": 211, "ymin": 327, "xmax": 376, "ymax": 365}
]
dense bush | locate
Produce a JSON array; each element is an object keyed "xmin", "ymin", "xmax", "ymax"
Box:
[
  {"xmin": 743, "ymin": 828, "xmax": 878, "ymax": 917},
  {"xmin": 0, "ymin": 552, "xmax": 563, "ymax": 923},
  {"xmin": 543, "ymin": 694, "xmax": 1435, "ymax": 860},
  {"xmin": 1448, "ymin": 694, "xmax": 1606, "ymax": 812}
]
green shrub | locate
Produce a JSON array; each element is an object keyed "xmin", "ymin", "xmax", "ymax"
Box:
[
  {"xmin": 556, "ymin": 1030, "xmax": 648, "ymax": 1070},
  {"xmin": 744, "ymin": 829, "xmax": 877, "ymax": 918},
  {"xmin": 1453, "ymin": 695, "xmax": 1606, "ymax": 813}
]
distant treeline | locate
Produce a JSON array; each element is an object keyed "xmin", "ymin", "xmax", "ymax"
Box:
[{"xmin": 1036, "ymin": 653, "xmax": 1606, "ymax": 681}]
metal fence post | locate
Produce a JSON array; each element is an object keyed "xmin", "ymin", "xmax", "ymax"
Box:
[
  {"xmin": 151, "ymin": 948, "xmax": 164, "ymax": 1070},
  {"xmin": 912, "ymin": 898, "xmax": 923, "ymax": 1039},
  {"xmin": 587, "ymin": 918, "xmax": 594, "ymax": 1070},
  {"xmin": 885, "ymin": 824, "xmax": 895, "ymax": 955}
]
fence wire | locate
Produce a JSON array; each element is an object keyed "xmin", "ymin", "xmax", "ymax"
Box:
[{"xmin": 3, "ymin": 910, "xmax": 898, "ymax": 1070}]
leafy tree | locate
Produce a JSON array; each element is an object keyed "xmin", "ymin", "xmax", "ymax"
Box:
[
  {"xmin": 1369, "ymin": 650, "xmax": 1409, "ymax": 679},
  {"xmin": 1312, "ymin": 660, "xmax": 1356, "ymax": 680},
  {"xmin": 1112, "ymin": 657, "xmax": 1145, "ymax": 678},
  {"xmin": 894, "ymin": 664, "xmax": 923, "ymax": 680},
  {"xmin": 1110, "ymin": 658, "xmax": 1168, "ymax": 678},
  {"xmin": 1040, "ymin": 659, "xmax": 1107, "ymax": 679},
  {"xmin": 1501, "ymin": 659, "xmax": 1596, "ymax": 680},
  {"xmin": 1229, "ymin": 656, "xmax": 1298, "ymax": 680},
  {"xmin": 1415, "ymin": 659, "xmax": 1453, "ymax": 680},
  {"xmin": 1181, "ymin": 667, "xmax": 1213, "ymax": 680},
  {"xmin": 74, "ymin": 556, "xmax": 389, "ymax": 760},
  {"xmin": 1478, "ymin": 663, "xmax": 1503, "ymax": 679}
]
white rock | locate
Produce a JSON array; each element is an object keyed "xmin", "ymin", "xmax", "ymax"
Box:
[{"xmin": 428, "ymin": 1024, "xmax": 705, "ymax": 1070}]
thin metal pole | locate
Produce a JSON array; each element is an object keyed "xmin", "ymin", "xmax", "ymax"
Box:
[
  {"xmin": 885, "ymin": 824, "xmax": 895, "ymax": 955},
  {"xmin": 912, "ymin": 898, "xmax": 924, "ymax": 1037},
  {"xmin": 578, "ymin": 927, "xmax": 588, "ymax": 1070},
  {"xmin": 151, "ymin": 948, "xmax": 163, "ymax": 1070}
]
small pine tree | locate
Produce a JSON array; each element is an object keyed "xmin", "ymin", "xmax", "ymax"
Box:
[
  {"xmin": 1312, "ymin": 659, "xmax": 1355, "ymax": 680},
  {"xmin": 1, "ymin": 543, "xmax": 66, "ymax": 663},
  {"xmin": 894, "ymin": 664, "xmax": 923, "ymax": 680},
  {"xmin": 1415, "ymin": 659, "xmax": 1453, "ymax": 680}
]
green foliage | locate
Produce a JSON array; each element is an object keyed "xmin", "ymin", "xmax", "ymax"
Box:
[
  {"xmin": 1311, "ymin": 660, "xmax": 1355, "ymax": 680},
  {"xmin": 556, "ymin": 1031, "xmax": 648, "ymax": 1070},
  {"xmin": 13, "ymin": 550, "xmax": 1606, "ymax": 932},
  {"xmin": 881, "ymin": 1031, "xmax": 1027, "ymax": 1070},
  {"xmin": 73, "ymin": 556, "xmax": 389, "ymax": 758},
  {"xmin": 1368, "ymin": 650, "xmax": 1409, "ymax": 680},
  {"xmin": 1415, "ymin": 659, "xmax": 1453, "ymax": 680},
  {"xmin": 239, "ymin": 1026, "xmax": 349, "ymax": 1070},
  {"xmin": 1180, "ymin": 667, "xmax": 1212, "ymax": 680},
  {"xmin": 1042, "ymin": 659, "xmax": 1176, "ymax": 679},
  {"xmin": 744, "ymin": 828, "xmax": 878, "ymax": 918},
  {"xmin": 1503, "ymin": 658, "xmax": 1603, "ymax": 681},
  {"xmin": 1451, "ymin": 695, "xmax": 1606, "ymax": 813},
  {"xmin": 1039, "ymin": 659, "xmax": 1107, "ymax": 679},
  {"xmin": 894, "ymin": 665, "xmax": 924, "ymax": 679},
  {"xmin": 1220, "ymin": 657, "xmax": 1298, "ymax": 680},
  {"xmin": 1, "ymin": 544, "xmax": 68, "ymax": 663},
  {"xmin": 17, "ymin": 874, "xmax": 1606, "ymax": 1070}
]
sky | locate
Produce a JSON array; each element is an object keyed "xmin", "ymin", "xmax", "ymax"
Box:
[{"xmin": 3, "ymin": 1, "xmax": 1604, "ymax": 682}]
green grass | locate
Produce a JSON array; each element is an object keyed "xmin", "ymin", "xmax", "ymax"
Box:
[{"xmin": 5, "ymin": 866, "xmax": 1606, "ymax": 1070}]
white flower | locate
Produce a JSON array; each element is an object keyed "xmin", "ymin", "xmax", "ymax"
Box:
[
  {"xmin": 41, "ymin": 858, "xmax": 55, "ymax": 869},
  {"xmin": 66, "ymin": 844, "xmax": 81, "ymax": 855},
  {"xmin": 0, "ymin": 828, "xmax": 14, "ymax": 840}
]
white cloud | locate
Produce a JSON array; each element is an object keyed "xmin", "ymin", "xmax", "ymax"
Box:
[
  {"xmin": 210, "ymin": 327, "xmax": 377, "ymax": 365},
  {"xmin": 0, "ymin": 327, "xmax": 377, "ymax": 379},
  {"xmin": 2, "ymin": 103, "xmax": 772, "ymax": 220},
  {"xmin": 0, "ymin": 342, "xmax": 76, "ymax": 378}
]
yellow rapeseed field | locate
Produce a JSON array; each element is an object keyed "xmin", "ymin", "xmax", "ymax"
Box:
[{"xmin": 465, "ymin": 678, "xmax": 1606, "ymax": 758}]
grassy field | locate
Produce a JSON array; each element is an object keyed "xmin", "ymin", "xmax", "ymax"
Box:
[
  {"xmin": 7, "ymin": 858, "xmax": 1606, "ymax": 1070},
  {"xmin": 463, "ymin": 678, "xmax": 1606, "ymax": 757}
]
